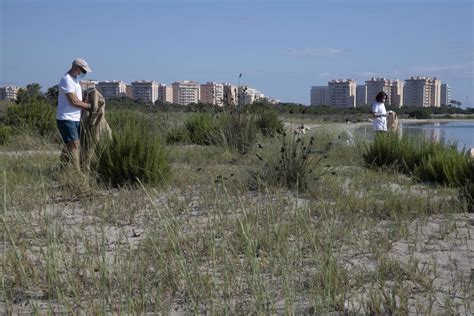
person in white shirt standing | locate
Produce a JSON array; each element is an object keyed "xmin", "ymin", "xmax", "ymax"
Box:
[
  {"xmin": 372, "ymin": 91, "xmax": 388, "ymax": 133},
  {"xmin": 56, "ymin": 58, "xmax": 93, "ymax": 171}
]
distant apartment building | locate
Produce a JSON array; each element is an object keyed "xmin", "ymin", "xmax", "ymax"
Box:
[
  {"xmin": 310, "ymin": 86, "xmax": 330, "ymax": 106},
  {"xmin": 157, "ymin": 84, "xmax": 173, "ymax": 104},
  {"xmin": 79, "ymin": 80, "xmax": 98, "ymax": 91},
  {"xmin": 0, "ymin": 85, "xmax": 20, "ymax": 101},
  {"xmin": 403, "ymin": 76, "xmax": 441, "ymax": 107},
  {"xmin": 172, "ymin": 80, "xmax": 200, "ymax": 105},
  {"xmin": 125, "ymin": 85, "xmax": 133, "ymax": 98},
  {"xmin": 390, "ymin": 80, "xmax": 404, "ymax": 107},
  {"xmin": 131, "ymin": 80, "xmax": 159, "ymax": 103},
  {"xmin": 200, "ymin": 82, "xmax": 224, "ymax": 106},
  {"xmin": 365, "ymin": 77, "xmax": 403, "ymax": 106},
  {"xmin": 356, "ymin": 85, "xmax": 367, "ymax": 106},
  {"xmin": 441, "ymin": 83, "xmax": 452, "ymax": 106},
  {"xmin": 365, "ymin": 78, "xmax": 392, "ymax": 105},
  {"xmin": 223, "ymin": 83, "xmax": 238, "ymax": 106},
  {"xmin": 96, "ymin": 80, "xmax": 127, "ymax": 98},
  {"xmin": 328, "ymin": 79, "xmax": 356, "ymax": 107},
  {"xmin": 238, "ymin": 86, "xmax": 264, "ymax": 106}
]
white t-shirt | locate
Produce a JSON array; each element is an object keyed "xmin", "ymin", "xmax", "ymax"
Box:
[
  {"xmin": 56, "ymin": 73, "xmax": 82, "ymax": 121},
  {"xmin": 372, "ymin": 102, "xmax": 387, "ymax": 131}
]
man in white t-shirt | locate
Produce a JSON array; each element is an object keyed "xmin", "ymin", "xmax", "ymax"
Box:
[
  {"xmin": 372, "ymin": 91, "xmax": 388, "ymax": 132},
  {"xmin": 57, "ymin": 58, "xmax": 93, "ymax": 170}
]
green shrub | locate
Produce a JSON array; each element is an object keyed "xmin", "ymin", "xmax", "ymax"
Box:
[
  {"xmin": 5, "ymin": 100, "xmax": 55, "ymax": 136},
  {"xmin": 256, "ymin": 110, "xmax": 284, "ymax": 137},
  {"xmin": 415, "ymin": 147, "xmax": 471, "ymax": 186},
  {"xmin": 408, "ymin": 109, "xmax": 430, "ymax": 119},
  {"xmin": 364, "ymin": 133, "xmax": 473, "ymax": 201},
  {"xmin": 250, "ymin": 134, "xmax": 328, "ymax": 191},
  {"xmin": 0, "ymin": 126, "xmax": 13, "ymax": 145},
  {"xmin": 185, "ymin": 113, "xmax": 217, "ymax": 145},
  {"xmin": 166, "ymin": 126, "xmax": 189, "ymax": 144},
  {"xmin": 212, "ymin": 112, "xmax": 258, "ymax": 154},
  {"xmin": 460, "ymin": 160, "xmax": 474, "ymax": 212},
  {"xmin": 94, "ymin": 111, "xmax": 170, "ymax": 187},
  {"xmin": 363, "ymin": 133, "xmax": 421, "ymax": 173}
]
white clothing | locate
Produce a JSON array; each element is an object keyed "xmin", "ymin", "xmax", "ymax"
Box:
[
  {"xmin": 56, "ymin": 73, "xmax": 82, "ymax": 121},
  {"xmin": 372, "ymin": 102, "xmax": 387, "ymax": 131}
]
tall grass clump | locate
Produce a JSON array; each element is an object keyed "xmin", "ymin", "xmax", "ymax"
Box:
[
  {"xmin": 364, "ymin": 132, "xmax": 474, "ymax": 208},
  {"xmin": 4, "ymin": 100, "xmax": 56, "ymax": 136},
  {"xmin": 415, "ymin": 147, "xmax": 471, "ymax": 186},
  {"xmin": 460, "ymin": 159, "xmax": 474, "ymax": 212},
  {"xmin": 256, "ymin": 109, "xmax": 284, "ymax": 137},
  {"xmin": 166, "ymin": 125, "xmax": 190, "ymax": 144},
  {"xmin": 0, "ymin": 125, "xmax": 13, "ymax": 144},
  {"xmin": 212, "ymin": 112, "xmax": 258, "ymax": 154},
  {"xmin": 363, "ymin": 133, "xmax": 420, "ymax": 173},
  {"xmin": 185, "ymin": 113, "xmax": 217, "ymax": 145},
  {"xmin": 94, "ymin": 111, "xmax": 170, "ymax": 187},
  {"xmin": 250, "ymin": 134, "xmax": 329, "ymax": 191}
]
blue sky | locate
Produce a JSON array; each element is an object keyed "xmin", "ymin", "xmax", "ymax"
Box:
[{"xmin": 1, "ymin": 0, "xmax": 473, "ymax": 105}]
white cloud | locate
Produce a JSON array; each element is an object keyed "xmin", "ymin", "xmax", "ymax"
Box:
[{"xmin": 288, "ymin": 48, "xmax": 343, "ymax": 57}]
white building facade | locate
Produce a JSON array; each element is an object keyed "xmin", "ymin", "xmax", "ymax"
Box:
[
  {"xmin": 172, "ymin": 80, "xmax": 200, "ymax": 105},
  {"xmin": 131, "ymin": 80, "xmax": 159, "ymax": 103}
]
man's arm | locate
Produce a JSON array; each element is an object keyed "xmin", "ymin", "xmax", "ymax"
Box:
[{"xmin": 66, "ymin": 92, "xmax": 91, "ymax": 110}]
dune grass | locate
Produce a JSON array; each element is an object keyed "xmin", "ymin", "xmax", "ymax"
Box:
[{"xmin": 0, "ymin": 114, "xmax": 472, "ymax": 314}]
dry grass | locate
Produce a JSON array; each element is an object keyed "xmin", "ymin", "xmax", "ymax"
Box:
[{"xmin": 0, "ymin": 118, "xmax": 472, "ymax": 314}]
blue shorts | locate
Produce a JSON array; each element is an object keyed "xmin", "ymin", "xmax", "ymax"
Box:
[{"xmin": 57, "ymin": 120, "xmax": 80, "ymax": 143}]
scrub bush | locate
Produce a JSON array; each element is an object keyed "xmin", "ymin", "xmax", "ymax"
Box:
[
  {"xmin": 166, "ymin": 126, "xmax": 189, "ymax": 144},
  {"xmin": 185, "ymin": 113, "xmax": 217, "ymax": 145},
  {"xmin": 256, "ymin": 109, "xmax": 284, "ymax": 137},
  {"xmin": 0, "ymin": 126, "xmax": 13, "ymax": 145},
  {"xmin": 212, "ymin": 112, "xmax": 258, "ymax": 154},
  {"xmin": 5, "ymin": 100, "xmax": 55, "ymax": 136},
  {"xmin": 95, "ymin": 111, "xmax": 170, "ymax": 187}
]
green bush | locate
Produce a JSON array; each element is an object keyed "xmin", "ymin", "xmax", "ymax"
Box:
[
  {"xmin": 166, "ymin": 126, "xmax": 189, "ymax": 144},
  {"xmin": 185, "ymin": 113, "xmax": 217, "ymax": 145},
  {"xmin": 363, "ymin": 133, "xmax": 421, "ymax": 173},
  {"xmin": 94, "ymin": 111, "xmax": 170, "ymax": 187},
  {"xmin": 0, "ymin": 126, "xmax": 13, "ymax": 145},
  {"xmin": 460, "ymin": 160, "xmax": 474, "ymax": 212},
  {"xmin": 408, "ymin": 109, "xmax": 430, "ymax": 119},
  {"xmin": 364, "ymin": 133, "xmax": 473, "ymax": 200},
  {"xmin": 5, "ymin": 100, "xmax": 55, "ymax": 136},
  {"xmin": 250, "ymin": 134, "xmax": 328, "ymax": 191},
  {"xmin": 415, "ymin": 147, "xmax": 471, "ymax": 186},
  {"xmin": 256, "ymin": 110, "xmax": 284, "ymax": 137},
  {"xmin": 212, "ymin": 112, "xmax": 258, "ymax": 154}
]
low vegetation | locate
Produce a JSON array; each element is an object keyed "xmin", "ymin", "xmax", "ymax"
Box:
[{"xmin": 1, "ymin": 98, "xmax": 472, "ymax": 314}]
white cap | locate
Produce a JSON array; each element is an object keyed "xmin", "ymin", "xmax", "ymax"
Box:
[{"xmin": 72, "ymin": 58, "xmax": 92, "ymax": 72}]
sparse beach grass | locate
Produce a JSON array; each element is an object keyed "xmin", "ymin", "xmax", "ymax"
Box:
[{"xmin": 0, "ymin": 111, "xmax": 472, "ymax": 314}]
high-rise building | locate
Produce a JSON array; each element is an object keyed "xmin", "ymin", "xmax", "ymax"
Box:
[
  {"xmin": 366, "ymin": 78, "xmax": 392, "ymax": 105},
  {"xmin": 0, "ymin": 85, "xmax": 20, "ymax": 101},
  {"xmin": 238, "ymin": 86, "xmax": 264, "ymax": 105},
  {"xmin": 356, "ymin": 85, "xmax": 367, "ymax": 106},
  {"xmin": 158, "ymin": 84, "xmax": 173, "ymax": 104},
  {"xmin": 125, "ymin": 85, "xmax": 133, "ymax": 98},
  {"xmin": 441, "ymin": 84, "xmax": 452, "ymax": 107},
  {"xmin": 223, "ymin": 83, "xmax": 238, "ymax": 106},
  {"xmin": 96, "ymin": 80, "xmax": 127, "ymax": 98},
  {"xmin": 365, "ymin": 77, "xmax": 403, "ymax": 107},
  {"xmin": 172, "ymin": 80, "xmax": 200, "ymax": 105},
  {"xmin": 328, "ymin": 79, "xmax": 356, "ymax": 107},
  {"xmin": 200, "ymin": 82, "xmax": 224, "ymax": 106},
  {"xmin": 310, "ymin": 86, "xmax": 330, "ymax": 106},
  {"xmin": 390, "ymin": 80, "xmax": 404, "ymax": 107},
  {"xmin": 403, "ymin": 76, "xmax": 441, "ymax": 107},
  {"xmin": 79, "ymin": 80, "xmax": 98, "ymax": 92},
  {"xmin": 131, "ymin": 80, "xmax": 159, "ymax": 103}
]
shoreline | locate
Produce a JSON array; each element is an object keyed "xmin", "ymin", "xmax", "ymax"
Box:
[{"xmin": 400, "ymin": 118, "xmax": 474, "ymax": 124}]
